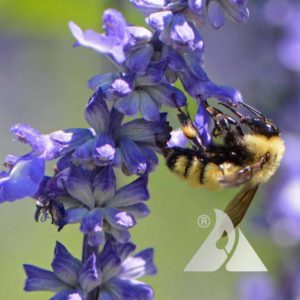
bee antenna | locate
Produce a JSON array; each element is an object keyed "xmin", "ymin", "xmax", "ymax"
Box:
[
  {"xmin": 218, "ymin": 102, "xmax": 245, "ymax": 120},
  {"xmin": 239, "ymin": 102, "xmax": 266, "ymax": 121}
]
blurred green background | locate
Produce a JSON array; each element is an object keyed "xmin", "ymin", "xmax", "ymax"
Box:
[{"xmin": 0, "ymin": 1, "xmax": 284, "ymax": 299}]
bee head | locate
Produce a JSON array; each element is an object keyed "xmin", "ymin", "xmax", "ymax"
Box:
[{"xmin": 243, "ymin": 117, "xmax": 280, "ymax": 137}]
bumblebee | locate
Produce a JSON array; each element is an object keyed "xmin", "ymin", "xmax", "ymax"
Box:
[{"xmin": 158, "ymin": 99, "xmax": 285, "ymax": 228}]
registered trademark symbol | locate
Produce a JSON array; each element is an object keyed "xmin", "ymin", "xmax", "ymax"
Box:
[{"xmin": 197, "ymin": 214, "xmax": 211, "ymax": 228}]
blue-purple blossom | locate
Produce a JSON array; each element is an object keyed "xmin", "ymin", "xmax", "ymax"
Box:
[
  {"xmin": 61, "ymin": 166, "xmax": 150, "ymax": 246},
  {"xmin": 104, "ymin": 70, "xmax": 187, "ymax": 121},
  {"xmin": 70, "ymin": 9, "xmax": 153, "ymax": 66},
  {"xmin": 72, "ymin": 90, "xmax": 171, "ymax": 175},
  {"xmin": 24, "ymin": 240, "xmax": 156, "ymax": 300},
  {"xmin": 0, "ymin": 125, "xmax": 93, "ymax": 203}
]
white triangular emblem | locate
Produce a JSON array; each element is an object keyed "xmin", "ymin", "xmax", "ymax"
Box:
[{"xmin": 184, "ymin": 209, "xmax": 267, "ymax": 272}]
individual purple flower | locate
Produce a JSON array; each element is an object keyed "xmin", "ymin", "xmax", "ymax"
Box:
[
  {"xmin": 69, "ymin": 9, "xmax": 130, "ymax": 64},
  {"xmin": 24, "ymin": 240, "xmax": 156, "ymax": 300},
  {"xmin": 72, "ymin": 90, "xmax": 171, "ymax": 175},
  {"xmin": 70, "ymin": 9, "xmax": 153, "ymax": 66},
  {"xmin": 61, "ymin": 166, "xmax": 150, "ymax": 246},
  {"xmin": 0, "ymin": 125, "xmax": 93, "ymax": 203},
  {"xmin": 178, "ymin": 67, "xmax": 244, "ymax": 103},
  {"xmin": 24, "ymin": 241, "xmax": 100, "ymax": 299}
]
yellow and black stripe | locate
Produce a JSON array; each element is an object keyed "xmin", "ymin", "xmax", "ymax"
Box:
[{"xmin": 163, "ymin": 147, "xmax": 207, "ymax": 187}]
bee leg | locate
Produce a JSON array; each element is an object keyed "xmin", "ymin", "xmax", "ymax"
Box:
[
  {"xmin": 201, "ymin": 99, "xmax": 237, "ymax": 136},
  {"xmin": 218, "ymin": 102, "xmax": 253, "ymax": 126},
  {"xmin": 240, "ymin": 102, "xmax": 266, "ymax": 121},
  {"xmin": 171, "ymin": 100, "xmax": 207, "ymax": 154}
]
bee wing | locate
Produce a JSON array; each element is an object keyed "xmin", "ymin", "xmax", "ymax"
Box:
[
  {"xmin": 219, "ymin": 167, "xmax": 253, "ymax": 188},
  {"xmin": 219, "ymin": 154, "xmax": 268, "ymax": 188},
  {"xmin": 224, "ymin": 183, "xmax": 259, "ymax": 228}
]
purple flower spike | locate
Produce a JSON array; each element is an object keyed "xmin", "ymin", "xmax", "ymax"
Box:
[{"xmin": 69, "ymin": 9, "xmax": 130, "ymax": 64}]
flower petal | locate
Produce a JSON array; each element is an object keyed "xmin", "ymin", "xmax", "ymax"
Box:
[
  {"xmin": 208, "ymin": 1, "xmax": 225, "ymax": 29},
  {"xmin": 85, "ymin": 91, "xmax": 110, "ymax": 133},
  {"xmin": 145, "ymin": 83, "xmax": 186, "ymax": 107},
  {"xmin": 114, "ymin": 92, "xmax": 140, "ymax": 117},
  {"xmin": 111, "ymin": 78, "xmax": 132, "ymax": 97},
  {"xmin": 139, "ymin": 146, "xmax": 158, "ymax": 172},
  {"xmin": 129, "ymin": 0, "xmax": 167, "ymax": 15},
  {"xmin": 93, "ymin": 165, "xmax": 116, "ymax": 207},
  {"xmin": 118, "ymin": 113, "xmax": 171, "ymax": 147},
  {"xmin": 23, "ymin": 264, "xmax": 70, "ymax": 292},
  {"xmin": 98, "ymin": 290, "xmax": 115, "ymax": 300},
  {"xmin": 188, "ymin": 0, "xmax": 206, "ymax": 14},
  {"xmin": 93, "ymin": 133, "xmax": 116, "ymax": 166},
  {"xmin": 127, "ymin": 45, "xmax": 153, "ymax": 74},
  {"xmin": 88, "ymin": 73, "xmax": 118, "ymax": 90},
  {"xmin": 104, "ymin": 207, "xmax": 136, "ymax": 229},
  {"xmin": 124, "ymin": 203, "xmax": 150, "ymax": 219},
  {"xmin": 194, "ymin": 102, "xmax": 212, "ymax": 146},
  {"xmin": 167, "ymin": 129, "xmax": 188, "ymax": 148},
  {"xmin": 106, "ymin": 278, "xmax": 154, "ymax": 300},
  {"xmin": 100, "ymin": 253, "xmax": 121, "ymax": 283},
  {"xmin": 108, "ymin": 176, "xmax": 149, "ymax": 208},
  {"xmin": 69, "ymin": 9, "xmax": 129, "ymax": 64},
  {"xmin": 64, "ymin": 208, "xmax": 89, "ymax": 224},
  {"xmin": 0, "ymin": 156, "xmax": 45, "ymax": 203},
  {"xmin": 11, "ymin": 124, "xmax": 45, "ymax": 154},
  {"xmin": 120, "ymin": 248, "xmax": 157, "ymax": 279},
  {"xmin": 115, "ymin": 242, "xmax": 137, "ymax": 262},
  {"xmin": 80, "ymin": 208, "xmax": 104, "ymax": 247},
  {"xmin": 127, "ymin": 26, "xmax": 153, "ymax": 45},
  {"xmin": 219, "ymin": 0, "xmax": 249, "ymax": 24},
  {"xmin": 139, "ymin": 91, "xmax": 161, "ymax": 121},
  {"xmin": 65, "ymin": 168, "xmax": 95, "ymax": 209},
  {"xmin": 106, "ymin": 227, "xmax": 131, "ymax": 243},
  {"xmin": 79, "ymin": 253, "xmax": 102, "ymax": 293},
  {"xmin": 170, "ymin": 13, "xmax": 195, "ymax": 45},
  {"xmin": 119, "ymin": 138, "xmax": 147, "ymax": 175},
  {"xmin": 146, "ymin": 11, "xmax": 173, "ymax": 31},
  {"xmin": 198, "ymin": 80, "xmax": 244, "ymax": 104},
  {"xmin": 51, "ymin": 242, "xmax": 81, "ymax": 286},
  {"xmin": 72, "ymin": 139, "xmax": 94, "ymax": 168},
  {"xmin": 48, "ymin": 128, "xmax": 95, "ymax": 160},
  {"xmin": 50, "ymin": 290, "xmax": 86, "ymax": 300}
]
